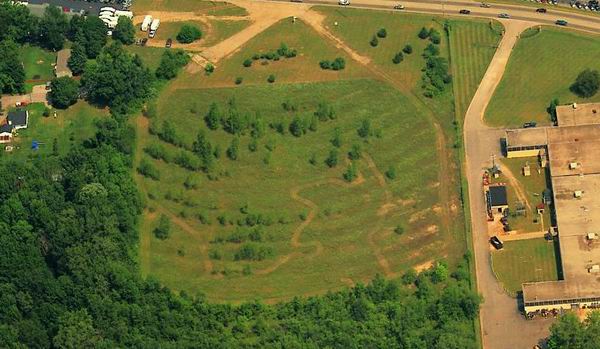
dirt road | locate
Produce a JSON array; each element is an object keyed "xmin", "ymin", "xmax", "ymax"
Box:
[{"xmin": 463, "ymin": 20, "xmax": 555, "ymax": 349}]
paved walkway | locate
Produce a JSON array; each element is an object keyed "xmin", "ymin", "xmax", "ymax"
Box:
[{"xmin": 463, "ymin": 20, "xmax": 556, "ymax": 349}]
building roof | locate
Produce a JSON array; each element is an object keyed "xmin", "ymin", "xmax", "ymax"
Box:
[
  {"xmin": 7, "ymin": 110, "xmax": 28, "ymax": 128},
  {"xmin": 488, "ymin": 185, "xmax": 508, "ymax": 207},
  {"xmin": 55, "ymin": 49, "xmax": 72, "ymax": 77},
  {"xmin": 556, "ymin": 103, "xmax": 600, "ymax": 127},
  {"xmin": 0, "ymin": 124, "xmax": 13, "ymax": 134},
  {"xmin": 505, "ymin": 127, "xmax": 549, "ymax": 149}
]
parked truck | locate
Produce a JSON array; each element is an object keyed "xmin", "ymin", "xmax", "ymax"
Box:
[
  {"xmin": 141, "ymin": 15, "xmax": 152, "ymax": 32},
  {"xmin": 149, "ymin": 18, "xmax": 160, "ymax": 38}
]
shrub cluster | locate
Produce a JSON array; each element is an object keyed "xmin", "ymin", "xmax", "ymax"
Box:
[
  {"xmin": 137, "ymin": 158, "xmax": 160, "ymax": 180},
  {"xmin": 319, "ymin": 57, "xmax": 346, "ymax": 70},
  {"xmin": 234, "ymin": 243, "xmax": 274, "ymax": 261},
  {"xmin": 243, "ymin": 42, "xmax": 297, "ymax": 67}
]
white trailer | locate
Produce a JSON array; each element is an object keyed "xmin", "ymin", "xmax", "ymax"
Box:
[
  {"xmin": 148, "ymin": 18, "xmax": 160, "ymax": 38},
  {"xmin": 99, "ymin": 6, "xmax": 116, "ymax": 13},
  {"xmin": 141, "ymin": 15, "xmax": 152, "ymax": 32},
  {"xmin": 101, "ymin": 17, "xmax": 118, "ymax": 29},
  {"xmin": 114, "ymin": 10, "xmax": 133, "ymax": 19}
]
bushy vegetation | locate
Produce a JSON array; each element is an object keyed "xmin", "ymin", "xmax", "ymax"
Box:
[
  {"xmin": 419, "ymin": 29, "xmax": 451, "ymax": 98},
  {"xmin": 547, "ymin": 312, "xmax": 600, "ymax": 349},
  {"xmin": 81, "ymin": 42, "xmax": 153, "ymax": 112},
  {"xmin": 244, "ymin": 42, "xmax": 297, "ymax": 65},
  {"xmin": 319, "ymin": 57, "xmax": 346, "ymax": 70},
  {"xmin": 176, "ymin": 24, "xmax": 203, "ymax": 44},
  {"xmin": 155, "ymin": 49, "xmax": 190, "ymax": 80},
  {"xmin": 571, "ymin": 69, "xmax": 599, "ymax": 98},
  {"xmin": 0, "ymin": 40, "xmax": 26, "ymax": 94},
  {"xmin": 48, "ymin": 77, "xmax": 79, "ymax": 109},
  {"xmin": 113, "ymin": 17, "xmax": 136, "ymax": 45}
]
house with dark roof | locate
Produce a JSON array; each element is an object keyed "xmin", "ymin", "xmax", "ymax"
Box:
[
  {"xmin": 487, "ymin": 185, "xmax": 508, "ymax": 213},
  {"xmin": 0, "ymin": 110, "xmax": 29, "ymax": 144}
]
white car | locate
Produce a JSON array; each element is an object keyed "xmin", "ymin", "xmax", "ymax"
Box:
[
  {"xmin": 393, "ymin": 4, "xmax": 405, "ymax": 9},
  {"xmin": 339, "ymin": 0, "xmax": 350, "ymax": 5}
]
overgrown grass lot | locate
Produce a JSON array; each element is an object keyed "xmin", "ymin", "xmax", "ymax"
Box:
[
  {"xmin": 486, "ymin": 28, "xmax": 600, "ymax": 127},
  {"xmin": 150, "ymin": 19, "xmax": 251, "ymax": 48},
  {"xmin": 491, "ymin": 238, "xmax": 560, "ymax": 295},
  {"xmin": 137, "ymin": 11, "xmax": 502, "ymax": 302}
]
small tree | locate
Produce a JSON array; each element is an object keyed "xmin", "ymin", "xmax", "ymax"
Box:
[
  {"xmin": 227, "ymin": 137, "xmax": 240, "ymax": 160},
  {"xmin": 204, "ymin": 102, "xmax": 222, "ymax": 130},
  {"xmin": 331, "ymin": 127, "xmax": 342, "ymax": 148},
  {"xmin": 331, "ymin": 57, "xmax": 346, "ymax": 71},
  {"xmin": 357, "ymin": 119, "xmax": 371, "ymax": 138},
  {"xmin": 205, "ymin": 63, "xmax": 215, "ymax": 75},
  {"xmin": 385, "ymin": 166, "xmax": 397, "ymax": 180},
  {"xmin": 394, "ymin": 224, "xmax": 404, "ymax": 235},
  {"xmin": 377, "ymin": 28, "xmax": 387, "ymax": 38},
  {"xmin": 289, "ymin": 117, "xmax": 306, "ymax": 137},
  {"xmin": 243, "ymin": 58, "xmax": 252, "ymax": 67},
  {"xmin": 267, "ymin": 74, "xmax": 276, "ymax": 83},
  {"xmin": 319, "ymin": 60, "xmax": 331, "ymax": 70},
  {"xmin": 176, "ymin": 24, "xmax": 203, "ymax": 44},
  {"xmin": 154, "ymin": 214, "xmax": 171, "ymax": 240},
  {"xmin": 235, "ymin": 77, "xmax": 243, "ymax": 85},
  {"xmin": 403, "ymin": 44, "xmax": 413, "ymax": 54},
  {"xmin": 418, "ymin": 27, "xmax": 429, "ymax": 39},
  {"xmin": 48, "ymin": 77, "xmax": 79, "ymax": 109},
  {"xmin": 370, "ymin": 36, "xmax": 379, "ymax": 47},
  {"xmin": 429, "ymin": 29, "xmax": 441, "ymax": 45},
  {"xmin": 392, "ymin": 52, "xmax": 404, "ymax": 64},
  {"xmin": 325, "ymin": 149, "xmax": 338, "ymax": 168},
  {"xmin": 571, "ymin": 69, "xmax": 600, "ymax": 98},
  {"xmin": 343, "ymin": 162, "xmax": 358, "ymax": 182},
  {"xmin": 547, "ymin": 98, "xmax": 560, "ymax": 123},
  {"xmin": 113, "ymin": 16, "xmax": 135, "ymax": 45},
  {"xmin": 67, "ymin": 42, "xmax": 87, "ymax": 75},
  {"xmin": 348, "ymin": 144, "xmax": 361, "ymax": 160}
]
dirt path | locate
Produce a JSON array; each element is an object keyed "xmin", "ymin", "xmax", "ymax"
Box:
[{"xmin": 500, "ymin": 162, "xmax": 533, "ymax": 212}]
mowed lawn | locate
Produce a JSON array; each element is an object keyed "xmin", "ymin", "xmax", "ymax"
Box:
[
  {"xmin": 486, "ymin": 28, "xmax": 600, "ymax": 127},
  {"xmin": 125, "ymin": 46, "xmax": 166, "ymax": 71},
  {"xmin": 491, "ymin": 238, "xmax": 560, "ymax": 295},
  {"xmin": 176, "ymin": 18, "xmax": 370, "ymax": 88},
  {"xmin": 448, "ymin": 20, "xmax": 501, "ymax": 119},
  {"xmin": 20, "ymin": 45, "xmax": 56, "ymax": 92},
  {"xmin": 4, "ymin": 102, "xmax": 106, "ymax": 161},
  {"xmin": 132, "ymin": 0, "xmax": 246, "ymax": 15},
  {"xmin": 138, "ymin": 79, "xmax": 460, "ymax": 302}
]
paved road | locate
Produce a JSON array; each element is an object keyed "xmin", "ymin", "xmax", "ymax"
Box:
[{"xmin": 462, "ymin": 21, "xmax": 557, "ymax": 349}]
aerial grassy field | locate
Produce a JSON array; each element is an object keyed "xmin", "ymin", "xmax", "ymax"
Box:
[
  {"xmin": 132, "ymin": 0, "xmax": 247, "ymax": 15},
  {"xmin": 125, "ymin": 46, "xmax": 166, "ymax": 71},
  {"xmin": 137, "ymin": 10, "xmax": 501, "ymax": 302},
  {"xmin": 486, "ymin": 28, "xmax": 600, "ymax": 127},
  {"xmin": 448, "ymin": 19, "xmax": 501, "ymax": 119},
  {"xmin": 491, "ymin": 238, "xmax": 560, "ymax": 295},
  {"xmin": 175, "ymin": 19, "xmax": 370, "ymax": 88},
  {"xmin": 4, "ymin": 102, "xmax": 106, "ymax": 160},
  {"xmin": 151, "ymin": 19, "xmax": 250, "ymax": 48},
  {"xmin": 19, "ymin": 45, "xmax": 56, "ymax": 92}
]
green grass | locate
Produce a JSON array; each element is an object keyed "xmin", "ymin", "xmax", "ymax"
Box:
[
  {"xmin": 486, "ymin": 28, "xmax": 600, "ymax": 127},
  {"xmin": 152, "ymin": 21, "xmax": 204, "ymax": 42},
  {"xmin": 176, "ymin": 18, "xmax": 370, "ymax": 88},
  {"xmin": 204, "ymin": 19, "xmax": 250, "ymax": 47},
  {"xmin": 132, "ymin": 0, "xmax": 246, "ymax": 14},
  {"xmin": 125, "ymin": 46, "xmax": 167, "ymax": 71},
  {"xmin": 491, "ymin": 238, "xmax": 560, "ymax": 295},
  {"xmin": 448, "ymin": 19, "xmax": 502, "ymax": 119},
  {"xmin": 497, "ymin": 158, "xmax": 552, "ymax": 233},
  {"xmin": 2, "ymin": 102, "xmax": 107, "ymax": 161},
  {"xmin": 20, "ymin": 45, "xmax": 56, "ymax": 93},
  {"xmin": 138, "ymin": 79, "xmax": 463, "ymax": 302}
]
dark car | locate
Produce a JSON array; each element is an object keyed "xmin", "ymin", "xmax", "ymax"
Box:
[
  {"xmin": 481, "ymin": 2, "xmax": 491, "ymax": 7},
  {"xmin": 166, "ymin": 38, "xmax": 173, "ymax": 48},
  {"xmin": 490, "ymin": 236, "xmax": 504, "ymax": 250},
  {"xmin": 459, "ymin": 9, "xmax": 471, "ymax": 14},
  {"xmin": 556, "ymin": 19, "xmax": 568, "ymax": 26},
  {"xmin": 141, "ymin": 38, "xmax": 148, "ymax": 46},
  {"xmin": 536, "ymin": 7, "xmax": 547, "ymax": 12},
  {"xmin": 523, "ymin": 121, "xmax": 537, "ymax": 128}
]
